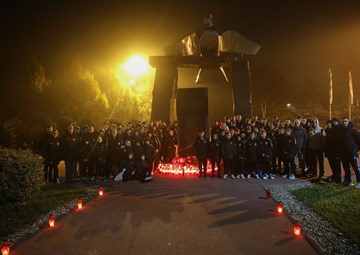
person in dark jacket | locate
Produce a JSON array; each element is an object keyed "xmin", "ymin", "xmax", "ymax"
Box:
[
  {"xmin": 123, "ymin": 153, "xmax": 136, "ymax": 182},
  {"xmin": 143, "ymin": 138, "xmax": 155, "ymax": 174},
  {"xmin": 193, "ymin": 129, "xmax": 209, "ymax": 177},
  {"xmin": 208, "ymin": 133, "xmax": 222, "ymax": 178},
  {"xmin": 281, "ymin": 128, "xmax": 297, "ymax": 180},
  {"xmin": 245, "ymin": 132, "xmax": 259, "ymax": 178},
  {"xmin": 257, "ymin": 130, "xmax": 274, "ymax": 179},
  {"xmin": 91, "ymin": 136, "xmax": 107, "ymax": 181},
  {"xmin": 235, "ymin": 133, "xmax": 247, "ymax": 179},
  {"xmin": 60, "ymin": 124, "xmax": 79, "ymax": 182},
  {"xmin": 45, "ymin": 129, "xmax": 61, "ymax": 184},
  {"xmin": 106, "ymin": 128, "xmax": 121, "ymax": 181},
  {"xmin": 222, "ymin": 132, "xmax": 237, "ymax": 179},
  {"xmin": 340, "ymin": 118, "xmax": 360, "ymax": 188},
  {"xmin": 163, "ymin": 129, "xmax": 177, "ymax": 163},
  {"xmin": 324, "ymin": 119, "xmax": 342, "ymax": 183},
  {"xmin": 292, "ymin": 119, "xmax": 308, "ymax": 176}
]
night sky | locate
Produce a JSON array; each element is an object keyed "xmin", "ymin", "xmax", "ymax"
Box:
[{"xmin": 1, "ymin": 0, "xmax": 360, "ymax": 108}]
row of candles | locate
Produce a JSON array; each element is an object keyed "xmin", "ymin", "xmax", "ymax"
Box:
[
  {"xmin": 1, "ymin": 186, "xmax": 105, "ymax": 255},
  {"xmin": 267, "ymin": 190, "xmax": 301, "ymax": 236},
  {"xmin": 1, "ymin": 188, "xmax": 302, "ymax": 254}
]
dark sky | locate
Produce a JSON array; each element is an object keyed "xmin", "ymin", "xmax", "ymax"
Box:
[{"xmin": 1, "ymin": 0, "xmax": 360, "ymax": 98}]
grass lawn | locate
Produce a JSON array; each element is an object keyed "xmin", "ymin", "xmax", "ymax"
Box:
[
  {"xmin": 0, "ymin": 184, "xmax": 86, "ymax": 239},
  {"xmin": 292, "ymin": 184, "xmax": 360, "ymax": 246}
]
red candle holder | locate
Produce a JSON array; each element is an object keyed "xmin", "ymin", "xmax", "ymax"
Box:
[
  {"xmin": 294, "ymin": 223, "xmax": 301, "ymax": 236},
  {"xmin": 266, "ymin": 190, "xmax": 271, "ymax": 199},
  {"xmin": 49, "ymin": 214, "xmax": 55, "ymax": 227},
  {"xmin": 99, "ymin": 187, "xmax": 104, "ymax": 196},
  {"xmin": 1, "ymin": 241, "xmax": 10, "ymax": 255},
  {"xmin": 77, "ymin": 199, "xmax": 83, "ymax": 209},
  {"xmin": 277, "ymin": 202, "xmax": 283, "ymax": 214}
]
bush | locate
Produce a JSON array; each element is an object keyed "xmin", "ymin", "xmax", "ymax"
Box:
[{"xmin": 0, "ymin": 148, "xmax": 44, "ymax": 202}]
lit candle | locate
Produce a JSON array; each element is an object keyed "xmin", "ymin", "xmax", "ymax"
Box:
[
  {"xmin": 77, "ymin": 199, "xmax": 83, "ymax": 209},
  {"xmin": 49, "ymin": 214, "xmax": 55, "ymax": 227},
  {"xmin": 294, "ymin": 223, "xmax": 301, "ymax": 236},
  {"xmin": 1, "ymin": 241, "xmax": 10, "ymax": 255},
  {"xmin": 277, "ymin": 202, "xmax": 283, "ymax": 213},
  {"xmin": 99, "ymin": 187, "xmax": 104, "ymax": 196}
]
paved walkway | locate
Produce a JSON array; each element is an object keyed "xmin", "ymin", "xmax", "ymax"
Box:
[{"xmin": 14, "ymin": 175, "xmax": 319, "ymax": 255}]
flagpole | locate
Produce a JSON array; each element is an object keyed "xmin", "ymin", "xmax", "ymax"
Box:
[
  {"xmin": 349, "ymin": 71, "xmax": 353, "ymax": 120},
  {"xmin": 329, "ymin": 68, "xmax": 333, "ymax": 120}
]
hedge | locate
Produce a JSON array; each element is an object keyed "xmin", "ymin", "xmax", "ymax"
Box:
[{"xmin": 0, "ymin": 148, "xmax": 44, "ymax": 202}]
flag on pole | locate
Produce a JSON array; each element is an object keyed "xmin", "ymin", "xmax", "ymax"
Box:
[
  {"xmin": 329, "ymin": 68, "xmax": 333, "ymax": 105},
  {"xmin": 349, "ymin": 71, "xmax": 354, "ymax": 105}
]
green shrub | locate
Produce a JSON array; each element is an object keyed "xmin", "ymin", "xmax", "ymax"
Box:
[{"xmin": 0, "ymin": 148, "xmax": 44, "ymax": 202}]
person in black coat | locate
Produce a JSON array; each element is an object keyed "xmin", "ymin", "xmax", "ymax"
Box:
[
  {"xmin": 45, "ymin": 129, "xmax": 61, "ymax": 184},
  {"xmin": 281, "ymin": 128, "xmax": 297, "ymax": 179},
  {"xmin": 60, "ymin": 124, "xmax": 79, "ymax": 182},
  {"xmin": 257, "ymin": 130, "xmax": 274, "ymax": 179},
  {"xmin": 208, "ymin": 133, "xmax": 222, "ymax": 178},
  {"xmin": 292, "ymin": 119, "xmax": 308, "ymax": 176},
  {"xmin": 222, "ymin": 132, "xmax": 237, "ymax": 179},
  {"xmin": 340, "ymin": 118, "xmax": 360, "ymax": 188},
  {"xmin": 91, "ymin": 136, "xmax": 107, "ymax": 181},
  {"xmin": 143, "ymin": 138, "xmax": 155, "ymax": 174},
  {"xmin": 245, "ymin": 132, "xmax": 259, "ymax": 178},
  {"xmin": 106, "ymin": 128, "xmax": 122, "ymax": 180},
  {"xmin": 123, "ymin": 153, "xmax": 136, "ymax": 182},
  {"xmin": 235, "ymin": 133, "xmax": 246, "ymax": 178},
  {"xmin": 324, "ymin": 119, "xmax": 342, "ymax": 183},
  {"xmin": 162, "ymin": 129, "xmax": 177, "ymax": 163},
  {"xmin": 193, "ymin": 129, "xmax": 209, "ymax": 177}
]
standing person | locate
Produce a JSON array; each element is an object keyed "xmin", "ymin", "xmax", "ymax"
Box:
[
  {"xmin": 324, "ymin": 119, "xmax": 342, "ymax": 183},
  {"xmin": 235, "ymin": 132, "xmax": 247, "ymax": 179},
  {"xmin": 60, "ymin": 124, "xmax": 79, "ymax": 182},
  {"xmin": 151, "ymin": 131, "xmax": 162, "ymax": 172},
  {"xmin": 143, "ymin": 138, "xmax": 155, "ymax": 174},
  {"xmin": 257, "ymin": 130, "xmax": 274, "ymax": 179},
  {"xmin": 92, "ymin": 136, "xmax": 107, "ymax": 181},
  {"xmin": 208, "ymin": 133, "xmax": 222, "ymax": 178},
  {"xmin": 281, "ymin": 128, "xmax": 297, "ymax": 180},
  {"xmin": 340, "ymin": 117, "xmax": 360, "ymax": 188},
  {"xmin": 163, "ymin": 129, "xmax": 177, "ymax": 163},
  {"xmin": 292, "ymin": 119, "xmax": 308, "ymax": 176},
  {"xmin": 106, "ymin": 128, "xmax": 121, "ymax": 181},
  {"xmin": 39, "ymin": 125, "xmax": 53, "ymax": 182},
  {"xmin": 45, "ymin": 129, "xmax": 61, "ymax": 184},
  {"xmin": 222, "ymin": 132, "xmax": 236, "ymax": 179},
  {"xmin": 245, "ymin": 132, "xmax": 259, "ymax": 178},
  {"xmin": 307, "ymin": 118, "xmax": 326, "ymax": 179},
  {"xmin": 193, "ymin": 129, "xmax": 209, "ymax": 177}
]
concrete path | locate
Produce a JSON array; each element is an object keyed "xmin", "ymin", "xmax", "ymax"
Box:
[{"xmin": 14, "ymin": 175, "xmax": 318, "ymax": 255}]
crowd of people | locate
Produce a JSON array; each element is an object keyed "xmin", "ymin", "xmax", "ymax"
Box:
[
  {"xmin": 39, "ymin": 121, "xmax": 177, "ymax": 184},
  {"xmin": 193, "ymin": 115, "xmax": 360, "ymax": 188},
  {"xmin": 38, "ymin": 114, "xmax": 360, "ymax": 189}
]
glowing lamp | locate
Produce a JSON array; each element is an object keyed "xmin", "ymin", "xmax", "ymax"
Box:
[
  {"xmin": 49, "ymin": 214, "xmax": 55, "ymax": 227},
  {"xmin": 277, "ymin": 202, "xmax": 283, "ymax": 213},
  {"xmin": 266, "ymin": 190, "xmax": 271, "ymax": 199},
  {"xmin": 294, "ymin": 223, "xmax": 301, "ymax": 236},
  {"xmin": 1, "ymin": 241, "xmax": 10, "ymax": 255},
  {"xmin": 99, "ymin": 187, "xmax": 104, "ymax": 196},
  {"xmin": 77, "ymin": 199, "xmax": 83, "ymax": 209}
]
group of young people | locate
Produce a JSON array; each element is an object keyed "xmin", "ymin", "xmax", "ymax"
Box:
[
  {"xmin": 38, "ymin": 121, "xmax": 177, "ymax": 184},
  {"xmin": 193, "ymin": 115, "xmax": 360, "ymax": 188},
  {"xmin": 38, "ymin": 114, "xmax": 360, "ymax": 189}
]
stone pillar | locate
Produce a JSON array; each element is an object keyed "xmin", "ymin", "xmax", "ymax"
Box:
[
  {"xmin": 230, "ymin": 60, "xmax": 252, "ymax": 118},
  {"xmin": 150, "ymin": 64, "xmax": 178, "ymax": 122}
]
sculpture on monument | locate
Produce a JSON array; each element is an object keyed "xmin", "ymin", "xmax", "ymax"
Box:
[{"xmin": 149, "ymin": 15, "xmax": 261, "ymax": 121}]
